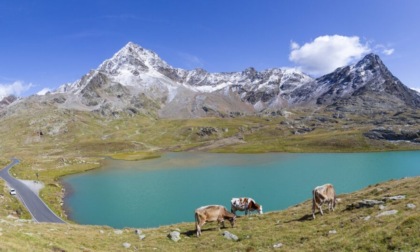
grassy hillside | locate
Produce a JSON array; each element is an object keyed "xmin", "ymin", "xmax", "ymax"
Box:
[
  {"xmin": 1, "ymin": 107, "xmax": 420, "ymax": 220},
  {"xmin": 0, "ymin": 176, "xmax": 419, "ymax": 251},
  {"xmin": 1, "ymin": 106, "xmax": 419, "ymax": 250}
]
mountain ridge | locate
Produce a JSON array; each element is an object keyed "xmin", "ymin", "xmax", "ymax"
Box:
[{"xmin": 2, "ymin": 42, "xmax": 420, "ymax": 118}]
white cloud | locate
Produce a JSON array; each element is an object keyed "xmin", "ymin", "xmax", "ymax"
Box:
[
  {"xmin": 382, "ymin": 48, "xmax": 395, "ymax": 56},
  {"xmin": 289, "ymin": 35, "xmax": 371, "ymax": 76},
  {"xmin": 0, "ymin": 81, "xmax": 33, "ymax": 99},
  {"xmin": 290, "ymin": 41, "xmax": 300, "ymax": 50},
  {"xmin": 36, "ymin": 87, "xmax": 51, "ymax": 96}
]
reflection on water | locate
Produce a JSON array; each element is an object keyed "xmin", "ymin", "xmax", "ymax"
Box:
[{"xmin": 63, "ymin": 151, "xmax": 420, "ymax": 228}]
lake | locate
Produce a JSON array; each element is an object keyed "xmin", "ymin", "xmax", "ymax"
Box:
[{"xmin": 62, "ymin": 151, "xmax": 420, "ymax": 228}]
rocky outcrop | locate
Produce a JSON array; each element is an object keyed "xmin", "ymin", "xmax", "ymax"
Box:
[{"xmin": 363, "ymin": 129, "xmax": 420, "ymax": 142}]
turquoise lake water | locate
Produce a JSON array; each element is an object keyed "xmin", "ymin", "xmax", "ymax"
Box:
[{"xmin": 62, "ymin": 151, "xmax": 420, "ymax": 228}]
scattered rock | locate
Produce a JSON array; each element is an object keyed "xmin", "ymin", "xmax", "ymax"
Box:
[
  {"xmin": 273, "ymin": 243, "xmax": 283, "ymax": 248},
  {"xmin": 328, "ymin": 230, "xmax": 337, "ymax": 235},
  {"xmin": 363, "ymin": 216, "xmax": 371, "ymax": 221},
  {"xmin": 346, "ymin": 199, "xmax": 385, "ymax": 210},
  {"xmin": 383, "ymin": 195, "xmax": 406, "ymax": 201},
  {"xmin": 407, "ymin": 203, "xmax": 416, "ymax": 209},
  {"xmin": 122, "ymin": 242, "xmax": 131, "ymax": 248},
  {"xmin": 134, "ymin": 229, "xmax": 146, "ymax": 240},
  {"xmin": 114, "ymin": 230, "xmax": 123, "ymax": 235},
  {"xmin": 379, "ymin": 205, "xmax": 385, "ymax": 210},
  {"xmin": 376, "ymin": 210, "xmax": 398, "ymax": 218},
  {"xmin": 222, "ymin": 231, "xmax": 239, "ymax": 241},
  {"xmin": 168, "ymin": 231, "xmax": 181, "ymax": 242},
  {"xmin": 197, "ymin": 127, "xmax": 217, "ymax": 137},
  {"xmin": 99, "ymin": 230, "xmax": 104, "ymax": 234}
]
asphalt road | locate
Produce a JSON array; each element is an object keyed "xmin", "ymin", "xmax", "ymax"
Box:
[{"xmin": 0, "ymin": 158, "xmax": 65, "ymax": 223}]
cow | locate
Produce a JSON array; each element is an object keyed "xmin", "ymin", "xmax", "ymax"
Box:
[
  {"xmin": 194, "ymin": 205, "xmax": 236, "ymax": 237},
  {"xmin": 231, "ymin": 197, "xmax": 263, "ymax": 215},
  {"xmin": 312, "ymin": 183, "xmax": 337, "ymax": 219}
]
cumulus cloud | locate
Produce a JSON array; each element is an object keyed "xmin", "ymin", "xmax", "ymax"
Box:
[
  {"xmin": 289, "ymin": 35, "xmax": 371, "ymax": 76},
  {"xmin": 0, "ymin": 81, "xmax": 33, "ymax": 99}
]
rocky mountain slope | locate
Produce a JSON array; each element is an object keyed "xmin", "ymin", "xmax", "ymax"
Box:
[{"xmin": 1, "ymin": 42, "xmax": 420, "ymax": 119}]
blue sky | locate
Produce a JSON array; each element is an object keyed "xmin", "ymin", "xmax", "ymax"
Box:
[{"xmin": 1, "ymin": 0, "xmax": 420, "ymax": 98}]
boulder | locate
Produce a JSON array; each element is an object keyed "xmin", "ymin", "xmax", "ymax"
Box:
[
  {"xmin": 114, "ymin": 230, "xmax": 123, "ymax": 235},
  {"xmin": 346, "ymin": 199, "xmax": 385, "ymax": 210},
  {"xmin": 273, "ymin": 243, "xmax": 283, "ymax": 248},
  {"xmin": 407, "ymin": 203, "xmax": 416, "ymax": 209},
  {"xmin": 222, "ymin": 231, "xmax": 239, "ymax": 241},
  {"xmin": 135, "ymin": 229, "xmax": 146, "ymax": 240},
  {"xmin": 168, "ymin": 231, "xmax": 181, "ymax": 242},
  {"xmin": 376, "ymin": 210, "xmax": 398, "ymax": 218},
  {"xmin": 383, "ymin": 195, "xmax": 406, "ymax": 201},
  {"xmin": 328, "ymin": 230, "xmax": 337, "ymax": 235}
]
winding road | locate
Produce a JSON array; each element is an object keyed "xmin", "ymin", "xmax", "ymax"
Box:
[{"xmin": 0, "ymin": 158, "xmax": 65, "ymax": 223}]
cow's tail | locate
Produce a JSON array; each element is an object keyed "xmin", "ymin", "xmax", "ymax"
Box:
[
  {"xmin": 194, "ymin": 212, "xmax": 200, "ymax": 237},
  {"xmin": 333, "ymin": 192, "xmax": 337, "ymax": 208},
  {"xmin": 312, "ymin": 189, "xmax": 317, "ymax": 219}
]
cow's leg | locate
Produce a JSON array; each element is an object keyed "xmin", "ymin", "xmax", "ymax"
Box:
[
  {"xmin": 196, "ymin": 223, "xmax": 201, "ymax": 237},
  {"xmin": 231, "ymin": 207, "xmax": 236, "ymax": 215},
  {"xmin": 217, "ymin": 217, "xmax": 225, "ymax": 230},
  {"xmin": 319, "ymin": 203, "xmax": 324, "ymax": 216},
  {"xmin": 195, "ymin": 213, "xmax": 201, "ymax": 237},
  {"xmin": 312, "ymin": 190, "xmax": 317, "ymax": 219},
  {"xmin": 313, "ymin": 201, "xmax": 323, "ymax": 219},
  {"xmin": 196, "ymin": 221, "xmax": 203, "ymax": 237},
  {"xmin": 197, "ymin": 219, "xmax": 207, "ymax": 237},
  {"xmin": 312, "ymin": 192, "xmax": 318, "ymax": 219}
]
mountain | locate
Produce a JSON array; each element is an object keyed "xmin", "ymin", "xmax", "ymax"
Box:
[
  {"xmin": 315, "ymin": 54, "xmax": 420, "ymax": 112},
  {"xmin": 2, "ymin": 42, "xmax": 420, "ymax": 119},
  {"xmin": 52, "ymin": 42, "xmax": 315, "ymax": 118}
]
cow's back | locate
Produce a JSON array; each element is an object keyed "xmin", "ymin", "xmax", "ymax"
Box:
[
  {"xmin": 195, "ymin": 205, "xmax": 224, "ymax": 221},
  {"xmin": 324, "ymin": 184, "xmax": 336, "ymax": 199}
]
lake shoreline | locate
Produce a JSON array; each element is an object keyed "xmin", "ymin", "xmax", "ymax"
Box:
[{"xmin": 61, "ymin": 151, "xmax": 420, "ymax": 228}]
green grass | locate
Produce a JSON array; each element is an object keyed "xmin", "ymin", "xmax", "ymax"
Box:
[
  {"xmin": 0, "ymin": 176, "xmax": 418, "ymax": 251},
  {"xmin": 1, "ymin": 107, "xmax": 420, "ymax": 250}
]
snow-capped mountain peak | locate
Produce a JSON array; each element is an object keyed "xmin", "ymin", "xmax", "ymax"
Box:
[
  {"xmin": 98, "ymin": 42, "xmax": 171, "ymax": 76},
  {"xmin": 50, "ymin": 42, "xmax": 420, "ymax": 118}
]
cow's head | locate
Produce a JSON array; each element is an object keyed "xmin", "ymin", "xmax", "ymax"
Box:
[
  {"xmin": 334, "ymin": 198, "xmax": 341, "ymax": 207},
  {"xmin": 229, "ymin": 215, "xmax": 236, "ymax": 227},
  {"xmin": 258, "ymin": 205, "xmax": 263, "ymax": 214},
  {"xmin": 251, "ymin": 201, "xmax": 263, "ymax": 214}
]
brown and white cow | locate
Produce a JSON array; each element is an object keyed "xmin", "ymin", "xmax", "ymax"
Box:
[
  {"xmin": 194, "ymin": 205, "xmax": 236, "ymax": 237},
  {"xmin": 231, "ymin": 197, "xmax": 263, "ymax": 215},
  {"xmin": 312, "ymin": 183, "xmax": 337, "ymax": 219}
]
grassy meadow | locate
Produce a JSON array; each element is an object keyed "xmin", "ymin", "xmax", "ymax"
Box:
[
  {"xmin": 0, "ymin": 107, "xmax": 420, "ymax": 250},
  {"xmin": 0, "ymin": 175, "xmax": 419, "ymax": 251}
]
